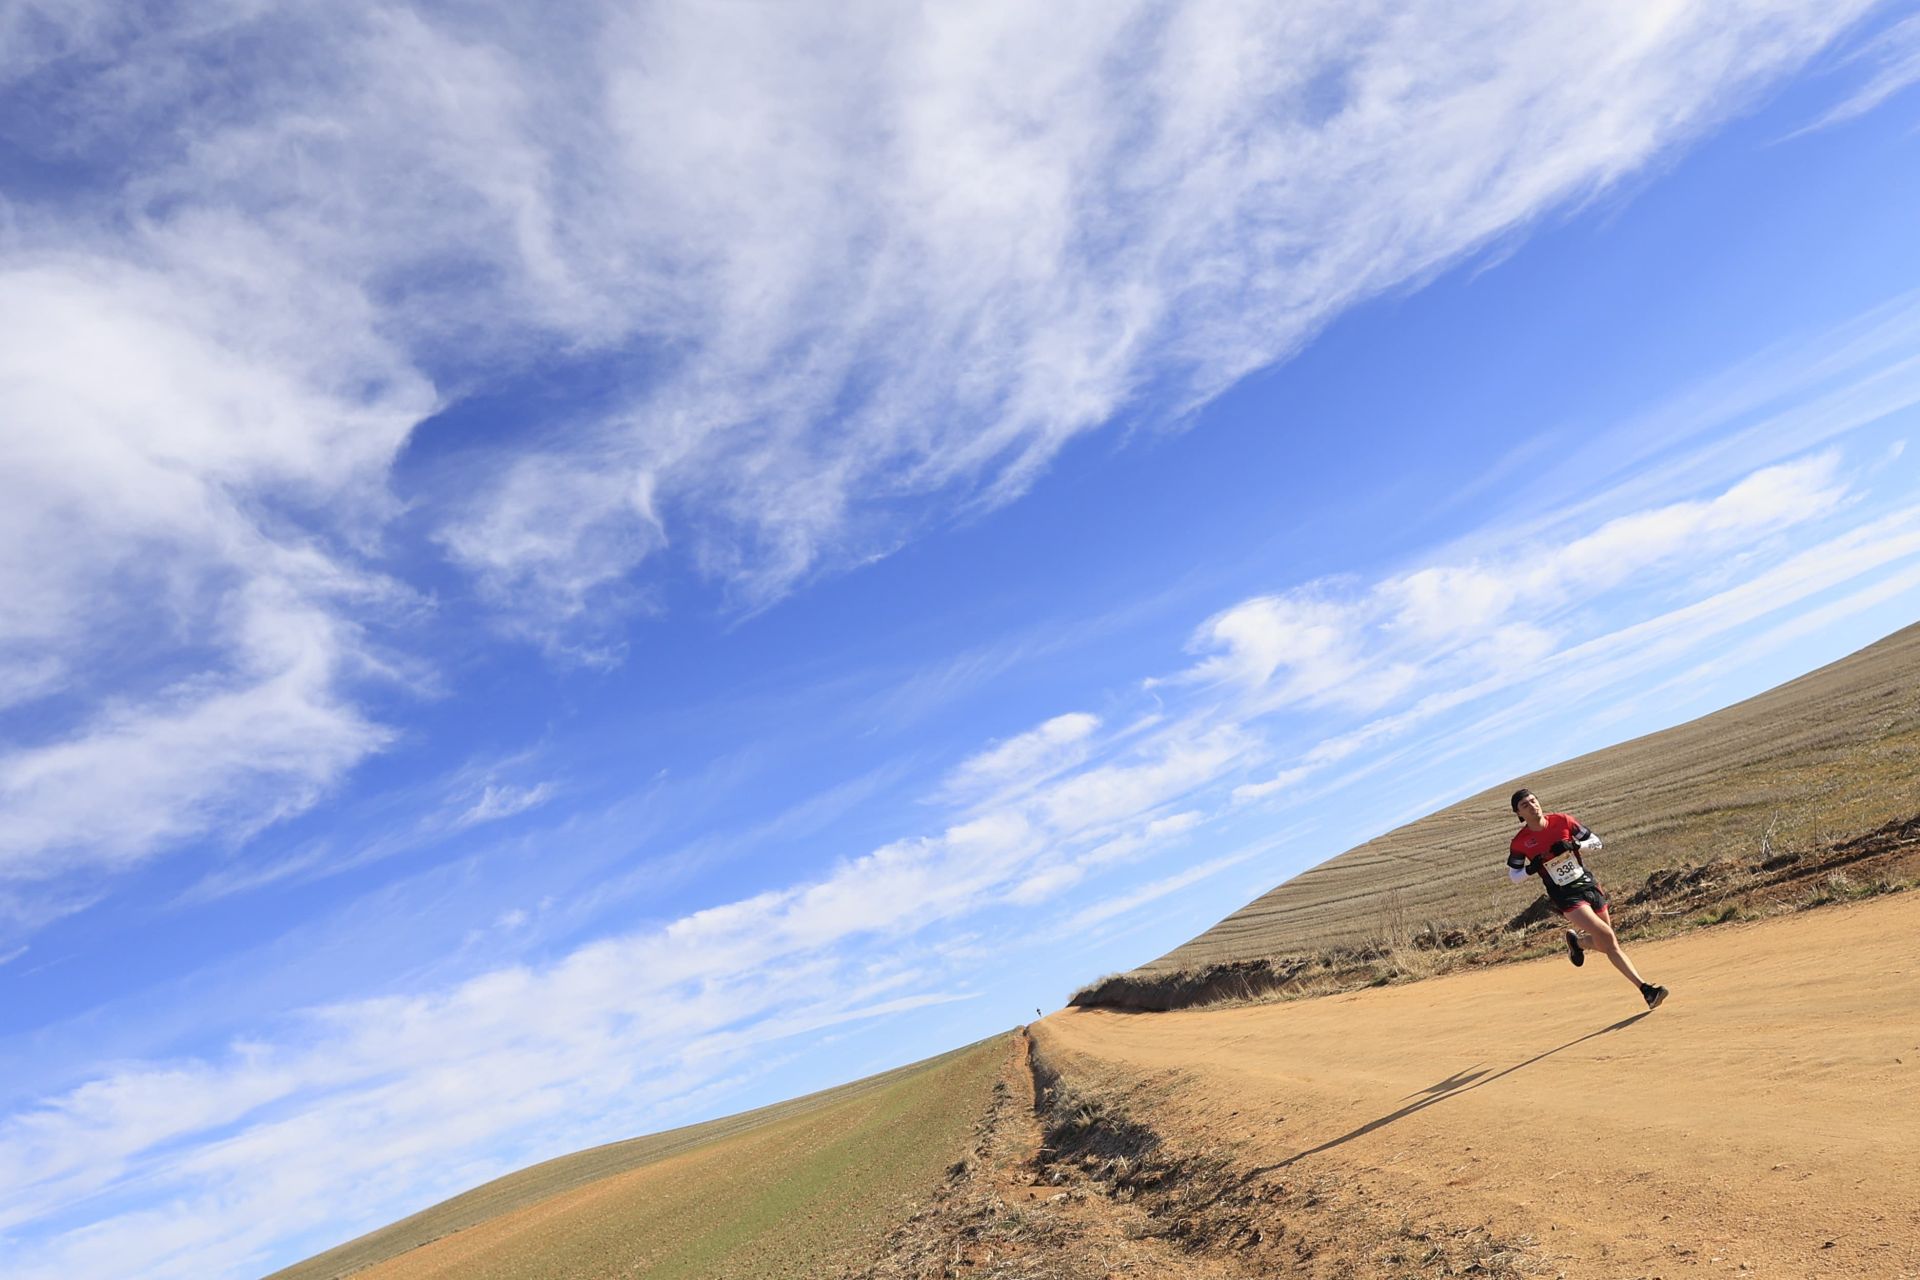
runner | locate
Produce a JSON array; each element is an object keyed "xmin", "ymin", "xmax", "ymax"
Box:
[{"xmin": 1506, "ymin": 788, "xmax": 1669, "ymax": 1010}]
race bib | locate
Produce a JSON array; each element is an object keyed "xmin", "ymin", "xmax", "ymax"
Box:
[{"xmin": 1543, "ymin": 852, "xmax": 1587, "ymax": 887}]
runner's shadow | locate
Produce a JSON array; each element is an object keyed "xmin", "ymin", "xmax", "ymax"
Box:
[
  {"xmin": 1249, "ymin": 1012, "xmax": 1649, "ymax": 1173},
  {"xmin": 1400, "ymin": 1066, "xmax": 1491, "ymax": 1101}
]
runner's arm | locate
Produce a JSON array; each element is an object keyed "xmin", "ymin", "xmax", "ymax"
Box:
[
  {"xmin": 1550, "ymin": 823, "xmax": 1602, "ymax": 856},
  {"xmin": 1506, "ymin": 850, "xmax": 1532, "ymax": 883},
  {"xmin": 1540, "ymin": 824, "xmax": 1603, "ymax": 879}
]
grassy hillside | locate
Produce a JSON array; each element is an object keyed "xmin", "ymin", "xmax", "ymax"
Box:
[
  {"xmin": 270, "ymin": 1035, "xmax": 1009, "ymax": 1280},
  {"xmin": 1145, "ymin": 619, "xmax": 1920, "ymax": 974}
]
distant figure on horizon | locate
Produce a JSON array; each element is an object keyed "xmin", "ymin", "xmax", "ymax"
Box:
[{"xmin": 1506, "ymin": 788, "xmax": 1669, "ymax": 1010}]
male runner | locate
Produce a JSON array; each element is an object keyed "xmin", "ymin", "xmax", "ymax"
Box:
[{"xmin": 1506, "ymin": 788, "xmax": 1668, "ymax": 1010}]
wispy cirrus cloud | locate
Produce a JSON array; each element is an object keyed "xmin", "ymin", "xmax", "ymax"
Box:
[
  {"xmin": 456, "ymin": 783, "xmax": 556, "ymax": 829},
  {"xmin": 1800, "ymin": 11, "xmax": 1920, "ymax": 132},
  {"xmin": 1183, "ymin": 453, "xmax": 1850, "ymax": 724},
  {"xmin": 0, "ymin": 788, "xmax": 1086, "ymax": 1277},
  {"xmin": 0, "ymin": 255, "xmax": 426, "ymax": 893},
  {"xmin": 0, "ymin": 948, "xmax": 966, "ymax": 1280},
  {"xmin": 1063, "ymin": 847, "xmax": 1261, "ymax": 934},
  {"xmin": 942, "ymin": 712, "xmax": 1102, "ymax": 799},
  {"xmin": 1220, "ymin": 458, "xmax": 1917, "ymax": 805},
  {"xmin": 414, "ymin": 0, "xmax": 1882, "ymax": 621},
  {"xmin": 0, "ymin": 0, "xmax": 1882, "ymax": 921}
]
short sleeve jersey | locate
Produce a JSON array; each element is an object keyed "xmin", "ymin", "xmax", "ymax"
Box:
[
  {"xmin": 1510, "ymin": 812, "xmax": 1579, "ymax": 864},
  {"xmin": 1509, "ymin": 812, "xmax": 1595, "ymax": 894}
]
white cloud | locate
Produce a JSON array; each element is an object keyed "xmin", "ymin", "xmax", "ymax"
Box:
[
  {"xmin": 1232, "ymin": 765, "xmax": 1314, "ymax": 805},
  {"xmin": 1005, "ymin": 805, "xmax": 1210, "ymax": 904},
  {"xmin": 1389, "ymin": 453, "xmax": 1850, "ymax": 644},
  {"xmin": 1178, "ymin": 594, "xmax": 1365, "ymax": 692},
  {"xmin": 943, "ymin": 711, "xmax": 1102, "ymax": 796},
  {"xmin": 1801, "ymin": 12, "xmax": 1920, "ymax": 131},
  {"xmin": 0, "ymin": 258, "xmax": 427, "ymax": 884},
  {"xmin": 1193, "ymin": 450, "xmax": 1896, "ymax": 810},
  {"xmin": 435, "ymin": 459, "xmax": 666, "ymax": 659},
  {"xmin": 1268, "ymin": 501, "xmax": 1920, "ymax": 810},
  {"xmin": 1181, "ymin": 453, "xmax": 1852, "ymax": 714},
  {"xmin": 457, "ymin": 783, "xmax": 556, "ymax": 829},
  {"xmin": 13, "ymin": 0, "xmax": 1876, "ymax": 628},
  {"xmin": 1630, "ymin": 559, "xmax": 1920, "ymax": 712},
  {"xmin": 0, "ymin": 618, "xmax": 388, "ymax": 880},
  {"xmin": 1033, "ymin": 725, "xmax": 1255, "ymax": 840},
  {"xmin": 1063, "ymin": 849, "xmax": 1258, "ymax": 933},
  {"xmin": 1145, "ymin": 811, "xmax": 1203, "ymax": 840},
  {"xmin": 0, "ymin": 797, "xmax": 1041, "ymax": 1277},
  {"xmin": 1537, "ymin": 454, "xmax": 1849, "ymax": 595}
]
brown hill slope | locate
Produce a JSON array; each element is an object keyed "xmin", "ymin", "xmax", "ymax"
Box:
[
  {"xmin": 1141, "ymin": 619, "xmax": 1920, "ymax": 975},
  {"xmin": 268, "ymin": 1036, "xmax": 1006, "ymax": 1280}
]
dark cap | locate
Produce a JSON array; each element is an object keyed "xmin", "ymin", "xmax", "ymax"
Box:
[{"xmin": 1510, "ymin": 788, "xmax": 1534, "ymax": 814}]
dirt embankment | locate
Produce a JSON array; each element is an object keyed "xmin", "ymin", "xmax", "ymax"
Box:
[
  {"xmin": 846, "ymin": 1032, "xmax": 1543, "ymax": 1279},
  {"xmin": 1074, "ymin": 812, "xmax": 1920, "ymax": 1012}
]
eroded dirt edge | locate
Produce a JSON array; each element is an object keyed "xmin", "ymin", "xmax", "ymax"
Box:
[{"xmin": 842, "ymin": 1031, "xmax": 1543, "ymax": 1280}]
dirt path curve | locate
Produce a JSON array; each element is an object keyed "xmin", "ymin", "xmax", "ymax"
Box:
[{"xmin": 1037, "ymin": 893, "xmax": 1920, "ymax": 1279}]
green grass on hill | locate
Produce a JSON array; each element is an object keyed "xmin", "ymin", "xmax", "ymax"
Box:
[{"xmin": 272, "ymin": 1035, "xmax": 1010, "ymax": 1280}]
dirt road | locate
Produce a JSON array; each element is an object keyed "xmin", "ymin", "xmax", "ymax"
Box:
[{"xmin": 1036, "ymin": 893, "xmax": 1920, "ymax": 1278}]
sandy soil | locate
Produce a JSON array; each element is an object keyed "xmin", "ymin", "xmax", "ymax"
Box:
[{"xmin": 1037, "ymin": 892, "xmax": 1920, "ymax": 1279}]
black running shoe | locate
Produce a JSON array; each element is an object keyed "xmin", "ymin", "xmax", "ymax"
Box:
[
  {"xmin": 1565, "ymin": 930, "xmax": 1585, "ymax": 967},
  {"xmin": 1641, "ymin": 983, "xmax": 1669, "ymax": 1010}
]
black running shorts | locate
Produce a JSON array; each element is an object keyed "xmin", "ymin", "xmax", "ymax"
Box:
[{"xmin": 1548, "ymin": 880, "xmax": 1609, "ymax": 917}]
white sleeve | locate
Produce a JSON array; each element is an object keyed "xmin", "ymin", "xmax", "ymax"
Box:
[{"xmin": 1508, "ymin": 866, "xmax": 1528, "ymax": 883}]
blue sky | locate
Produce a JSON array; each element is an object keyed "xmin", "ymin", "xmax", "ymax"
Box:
[{"xmin": 5, "ymin": 3, "xmax": 1920, "ymax": 1276}]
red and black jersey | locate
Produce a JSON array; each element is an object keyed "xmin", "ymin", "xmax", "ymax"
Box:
[{"xmin": 1508, "ymin": 812, "xmax": 1599, "ymax": 897}]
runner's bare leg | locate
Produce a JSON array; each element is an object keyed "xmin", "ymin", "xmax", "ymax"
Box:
[{"xmin": 1561, "ymin": 902, "xmax": 1647, "ymax": 988}]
